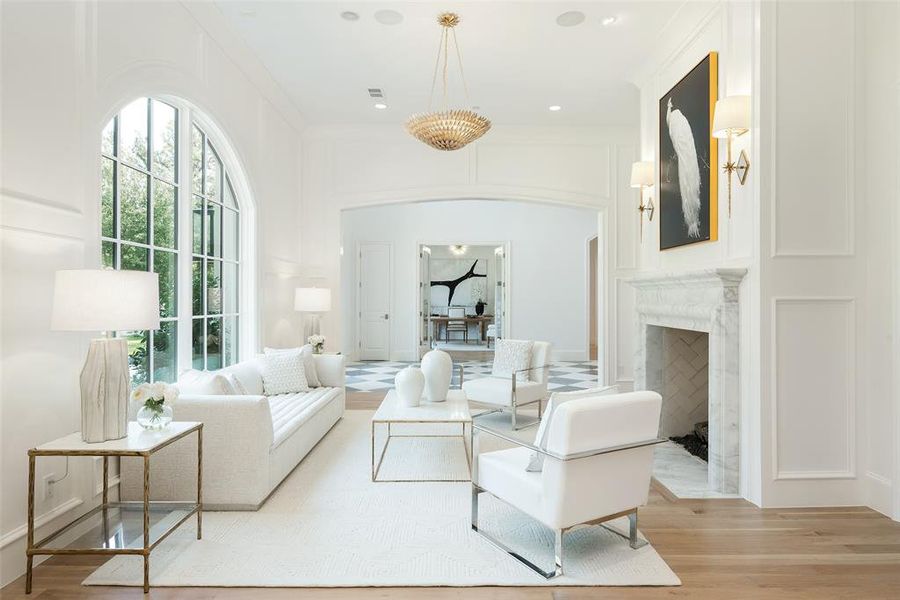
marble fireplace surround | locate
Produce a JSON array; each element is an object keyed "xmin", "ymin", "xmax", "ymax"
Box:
[{"xmin": 629, "ymin": 268, "xmax": 746, "ymax": 494}]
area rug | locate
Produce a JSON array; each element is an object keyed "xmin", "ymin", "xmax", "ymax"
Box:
[{"xmin": 84, "ymin": 411, "xmax": 680, "ymax": 587}]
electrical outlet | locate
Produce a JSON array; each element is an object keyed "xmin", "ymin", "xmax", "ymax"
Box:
[{"xmin": 42, "ymin": 473, "xmax": 56, "ymax": 501}]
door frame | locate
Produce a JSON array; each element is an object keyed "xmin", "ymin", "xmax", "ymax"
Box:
[
  {"xmin": 356, "ymin": 241, "xmax": 393, "ymax": 361},
  {"xmin": 416, "ymin": 240, "xmax": 511, "ymax": 358}
]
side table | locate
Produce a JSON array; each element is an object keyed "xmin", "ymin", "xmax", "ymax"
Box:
[{"xmin": 26, "ymin": 421, "xmax": 202, "ymax": 594}]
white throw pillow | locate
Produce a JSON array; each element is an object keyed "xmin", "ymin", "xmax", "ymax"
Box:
[
  {"xmin": 261, "ymin": 349, "xmax": 309, "ymax": 395},
  {"xmin": 491, "ymin": 339, "xmax": 534, "ymax": 382},
  {"xmin": 177, "ymin": 370, "xmax": 235, "ymax": 395},
  {"xmin": 526, "ymin": 385, "xmax": 619, "ymax": 472},
  {"xmin": 225, "ymin": 373, "xmax": 247, "ymax": 395},
  {"xmin": 265, "ymin": 346, "xmax": 321, "ymax": 388}
]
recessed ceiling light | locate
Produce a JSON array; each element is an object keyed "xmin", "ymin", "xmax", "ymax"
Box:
[
  {"xmin": 239, "ymin": 8, "xmax": 256, "ymax": 17},
  {"xmin": 340, "ymin": 11, "xmax": 360, "ymax": 21},
  {"xmin": 556, "ymin": 11, "xmax": 586, "ymax": 27},
  {"xmin": 374, "ymin": 103, "xmax": 388, "ymax": 110},
  {"xmin": 374, "ymin": 9, "xmax": 403, "ymax": 25},
  {"xmin": 601, "ymin": 16, "xmax": 618, "ymax": 26},
  {"xmin": 548, "ymin": 105, "xmax": 562, "ymax": 112}
]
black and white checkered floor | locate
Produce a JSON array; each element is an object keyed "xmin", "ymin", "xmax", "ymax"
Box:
[{"xmin": 345, "ymin": 360, "xmax": 601, "ymax": 393}]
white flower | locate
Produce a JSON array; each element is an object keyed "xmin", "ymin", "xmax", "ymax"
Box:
[
  {"xmin": 164, "ymin": 385, "xmax": 179, "ymax": 406},
  {"xmin": 150, "ymin": 382, "xmax": 167, "ymax": 400},
  {"xmin": 131, "ymin": 383, "xmax": 151, "ymax": 402}
]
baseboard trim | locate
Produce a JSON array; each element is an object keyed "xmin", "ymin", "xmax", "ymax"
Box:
[
  {"xmin": 866, "ymin": 471, "xmax": 893, "ymax": 518},
  {"xmin": 0, "ymin": 496, "xmax": 83, "ymax": 550}
]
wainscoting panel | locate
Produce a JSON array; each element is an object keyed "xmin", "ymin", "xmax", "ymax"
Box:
[
  {"xmin": 771, "ymin": 1, "xmax": 855, "ymax": 257},
  {"xmin": 475, "ymin": 142, "xmax": 611, "ymax": 198},
  {"xmin": 772, "ymin": 298, "xmax": 855, "ymax": 479},
  {"xmin": 332, "ymin": 141, "xmax": 470, "ymax": 195}
]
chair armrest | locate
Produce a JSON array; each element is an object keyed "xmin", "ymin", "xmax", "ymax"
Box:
[
  {"xmin": 313, "ymin": 354, "xmax": 346, "ymax": 388},
  {"xmin": 472, "ymin": 421, "xmax": 665, "ymax": 461}
]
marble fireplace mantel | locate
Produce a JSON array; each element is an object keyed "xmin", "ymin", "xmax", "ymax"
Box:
[{"xmin": 628, "ymin": 268, "xmax": 747, "ymax": 494}]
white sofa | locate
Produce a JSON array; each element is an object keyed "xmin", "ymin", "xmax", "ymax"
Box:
[{"xmin": 121, "ymin": 354, "xmax": 345, "ymax": 510}]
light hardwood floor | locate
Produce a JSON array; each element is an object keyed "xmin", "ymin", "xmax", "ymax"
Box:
[{"xmin": 4, "ymin": 392, "xmax": 900, "ymax": 599}]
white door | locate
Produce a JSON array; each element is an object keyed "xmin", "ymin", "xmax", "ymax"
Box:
[{"xmin": 358, "ymin": 242, "xmax": 391, "ymax": 360}]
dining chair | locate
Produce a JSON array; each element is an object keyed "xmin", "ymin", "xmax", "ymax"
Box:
[{"xmin": 446, "ymin": 306, "xmax": 468, "ymax": 343}]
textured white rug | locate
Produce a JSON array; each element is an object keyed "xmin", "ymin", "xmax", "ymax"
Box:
[{"xmin": 85, "ymin": 411, "xmax": 680, "ymax": 587}]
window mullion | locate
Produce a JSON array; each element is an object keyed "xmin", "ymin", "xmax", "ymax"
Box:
[{"xmin": 176, "ymin": 105, "xmax": 195, "ymax": 376}]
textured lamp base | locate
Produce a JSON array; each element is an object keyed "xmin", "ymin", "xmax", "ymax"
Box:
[
  {"xmin": 80, "ymin": 337, "xmax": 129, "ymax": 443},
  {"xmin": 303, "ymin": 313, "xmax": 321, "ymax": 341}
]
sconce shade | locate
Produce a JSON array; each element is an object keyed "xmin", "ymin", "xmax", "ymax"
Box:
[
  {"xmin": 294, "ymin": 287, "xmax": 332, "ymax": 312},
  {"xmin": 630, "ymin": 161, "xmax": 655, "ymax": 188},
  {"xmin": 51, "ymin": 269, "xmax": 160, "ymax": 332},
  {"xmin": 713, "ymin": 95, "xmax": 751, "ymax": 138}
]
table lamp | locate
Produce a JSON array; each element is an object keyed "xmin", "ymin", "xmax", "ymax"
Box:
[
  {"xmin": 294, "ymin": 287, "xmax": 331, "ymax": 341},
  {"xmin": 51, "ymin": 270, "xmax": 160, "ymax": 442}
]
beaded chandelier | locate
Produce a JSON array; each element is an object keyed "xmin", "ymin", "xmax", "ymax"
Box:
[{"xmin": 405, "ymin": 13, "xmax": 491, "ymax": 151}]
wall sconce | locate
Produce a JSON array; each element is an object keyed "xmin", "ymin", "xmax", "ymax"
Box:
[
  {"xmin": 630, "ymin": 161, "xmax": 655, "ymax": 240},
  {"xmin": 712, "ymin": 95, "xmax": 751, "ymax": 217}
]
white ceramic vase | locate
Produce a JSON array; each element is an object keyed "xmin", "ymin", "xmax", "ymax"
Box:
[
  {"xmin": 421, "ymin": 350, "xmax": 452, "ymax": 402},
  {"xmin": 395, "ymin": 366, "xmax": 425, "ymax": 407}
]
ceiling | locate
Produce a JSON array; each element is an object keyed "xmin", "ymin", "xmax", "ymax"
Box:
[{"xmin": 215, "ymin": 2, "xmax": 683, "ymax": 126}]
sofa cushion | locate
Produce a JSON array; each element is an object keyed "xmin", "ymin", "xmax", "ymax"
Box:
[
  {"xmin": 261, "ymin": 349, "xmax": 309, "ymax": 395},
  {"xmin": 221, "ymin": 359, "xmax": 264, "ymax": 396},
  {"xmin": 268, "ymin": 387, "xmax": 342, "ymax": 448},
  {"xmin": 177, "ymin": 369, "xmax": 234, "ymax": 395},
  {"xmin": 265, "ymin": 346, "xmax": 321, "ymax": 388}
]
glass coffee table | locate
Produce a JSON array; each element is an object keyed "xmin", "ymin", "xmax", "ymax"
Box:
[{"xmin": 371, "ymin": 389, "xmax": 472, "ymax": 482}]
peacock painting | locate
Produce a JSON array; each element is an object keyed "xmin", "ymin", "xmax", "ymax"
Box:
[{"xmin": 658, "ymin": 52, "xmax": 718, "ymax": 250}]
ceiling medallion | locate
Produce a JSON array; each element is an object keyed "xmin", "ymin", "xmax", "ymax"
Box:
[{"xmin": 405, "ymin": 12, "xmax": 491, "ymax": 151}]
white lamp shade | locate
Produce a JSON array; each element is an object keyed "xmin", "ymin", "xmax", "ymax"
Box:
[
  {"xmin": 630, "ymin": 161, "xmax": 654, "ymax": 188},
  {"xmin": 51, "ymin": 270, "xmax": 160, "ymax": 331},
  {"xmin": 294, "ymin": 287, "xmax": 331, "ymax": 312},
  {"xmin": 712, "ymin": 95, "xmax": 751, "ymax": 138}
]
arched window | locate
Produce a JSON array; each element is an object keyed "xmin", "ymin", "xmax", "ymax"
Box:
[
  {"xmin": 101, "ymin": 97, "xmax": 243, "ymax": 384},
  {"xmin": 190, "ymin": 124, "xmax": 240, "ymax": 371}
]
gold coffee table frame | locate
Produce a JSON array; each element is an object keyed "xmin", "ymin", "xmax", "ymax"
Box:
[
  {"xmin": 371, "ymin": 389, "xmax": 472, "ymax": 483},
  {"xmin": 26, "ymin": 422, "xmax": 202, "ymax": 594}
]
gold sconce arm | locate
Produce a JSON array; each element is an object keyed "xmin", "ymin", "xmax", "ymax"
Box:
[{"xmin": 638, "ymin": 187, "xmax": 654, "ymax": 240}]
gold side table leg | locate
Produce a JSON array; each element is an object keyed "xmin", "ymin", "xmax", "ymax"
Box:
[
  {"xmin": 25, "ymin": 453, "xmax": 35, "ymax": 594},
  {"xmin": 143, "ymin": 453, "xmax": 150, "ymax": 594},
  {"xmin": 197, "ymin": 426, "xmax": 202, "ymax": 539}
]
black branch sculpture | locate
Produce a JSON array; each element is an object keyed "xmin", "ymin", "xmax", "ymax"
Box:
[{"xmin": 430, "ymin": 260, "xmax": 487, "ymax": 305}]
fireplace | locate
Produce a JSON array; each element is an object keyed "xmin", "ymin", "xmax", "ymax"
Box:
[{"xmin": 629, "ymin": 268, "xmax": 745, "ymax": 495}]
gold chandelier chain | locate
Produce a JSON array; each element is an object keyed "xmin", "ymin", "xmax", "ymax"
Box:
[
  {"xmin": 450, "ymin": 28, "xmax": 471, "ymax": 107},
  {"xmin": 427, "ymin": 27, "xmax": 446, "ymax": 113},
  {"xmin": 442, "ymin": 24, "xmax": 449, "ymax": 110}
]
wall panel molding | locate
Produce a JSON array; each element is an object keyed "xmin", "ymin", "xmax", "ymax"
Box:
[
  {"xmin": 770, "ymin": 1, "xmax": 856, "ymax": 258},
  {"xmin": 771, "ymin": 297, "xmax": 856, "ymax": 481}
]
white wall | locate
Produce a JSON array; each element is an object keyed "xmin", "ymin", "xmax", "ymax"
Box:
[
  {"xmin": 0, "ymin": 0, "xmax": 305, "ymax": 584},
  {"xmin": 341, "ymin": 201, "xmax": 599, "ymax": 361},
  {"xmin": 301, "ymin": 123, "xmax": 639, "ymax": 386},
  {"xmin": 756, "ymin": 0, "xmax": 899, "ymax": 515}
]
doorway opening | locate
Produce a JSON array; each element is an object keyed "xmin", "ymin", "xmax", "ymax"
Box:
[
  {"xmin": 589, "ymin": 236, "xmax": 599, "ymax": 361},
  {"xmin": 419, "ymin": 243, "xmax": 507, "ymax": 359}
]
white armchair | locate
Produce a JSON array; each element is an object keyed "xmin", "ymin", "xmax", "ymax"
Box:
[
  {"xmin": 462, "ymin": 340, "xmax": 551, "ymax": 430},
  {"xmin": 470, "ymin": 390, "xmax": 663, "ymax": 578}
]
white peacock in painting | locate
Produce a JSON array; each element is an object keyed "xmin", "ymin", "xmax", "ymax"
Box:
[{"xmin": 665, "ymin": 97, "xmax": 702, "ymax": 238}]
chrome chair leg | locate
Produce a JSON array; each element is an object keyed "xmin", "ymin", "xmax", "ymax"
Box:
[
  {"xmin": 553, "ymin": 529, "xmax": 564, "ymax": 577},
  {"xmin": 628, "ymin": 510, "xmax": 646, "ymax": 549}
]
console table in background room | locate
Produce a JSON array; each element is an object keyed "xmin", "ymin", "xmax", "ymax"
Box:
[
  {"xmin": 25, "ymin": 421, "xmax": 202, "ymax": 594},
  {"xmin": 427, "ymin": 315, "xmax": 494, "ymax": 342}
]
